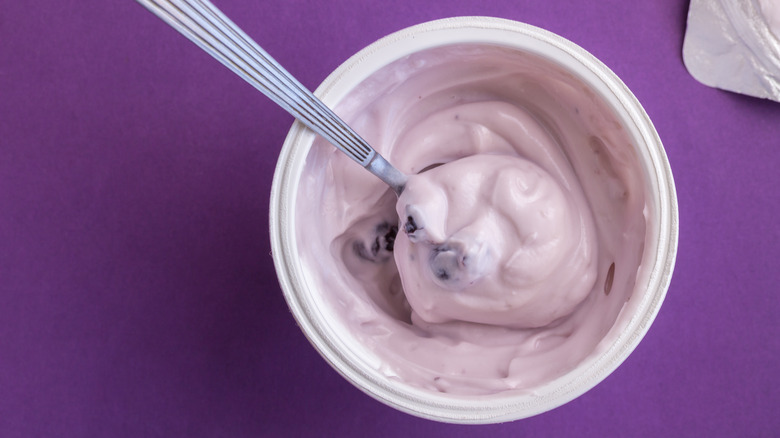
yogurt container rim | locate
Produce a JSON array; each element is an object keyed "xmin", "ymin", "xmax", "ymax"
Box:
[{"xmin": 269, "ymin": 16, "xmax": 678, "ymax": 423}]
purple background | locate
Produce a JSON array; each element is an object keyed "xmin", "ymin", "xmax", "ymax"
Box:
[{"xmin": 1, "ymin": 0, "xmax": 778, "ymax": 436}]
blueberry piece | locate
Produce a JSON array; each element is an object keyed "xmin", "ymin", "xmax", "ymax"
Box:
[
  {"xmin": 353, "ymin": 221, "xmax": 399, "ymax": 263},
  {"xmin": 435, "ymin": 268, "xmax": 450, "ymax": 280},
  {"xmin": 404, "ymin": 215, "xmax": 418, "ymax": 234},
  {"xmin": 384, "ymin": 224, "xmax": 398, "ymax": 251},
  {"xmin": 429, "ymin": 245, "xmax": 460, "ymax": 283}
]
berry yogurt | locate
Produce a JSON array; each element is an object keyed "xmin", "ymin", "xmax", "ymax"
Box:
[
  {"xmin": 295, "ymin": 43, "xmax": 648, "ymax": 395},
  {"xmin": 272, "ymin": 17, "xmax": 677, "ymax": 422}
]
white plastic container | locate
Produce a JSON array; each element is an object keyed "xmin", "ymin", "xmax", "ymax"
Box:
[{"xmin": 270, "ymin": 17, "xmax": 678, "ymax": 423}]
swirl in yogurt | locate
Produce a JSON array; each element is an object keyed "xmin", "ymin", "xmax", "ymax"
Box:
[{"xmin": 396, "ymin": 153, "xmax": 597, "ymax": 329}]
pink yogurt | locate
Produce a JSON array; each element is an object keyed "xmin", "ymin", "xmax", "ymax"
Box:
[{"xmin": 271, "ymin": 17, "xmax": 677, "ymax": 423}]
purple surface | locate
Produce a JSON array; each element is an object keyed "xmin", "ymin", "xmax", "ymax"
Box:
[{"xmin": 1, "ymin": 0, "xmax": 778, "ymax": 436}]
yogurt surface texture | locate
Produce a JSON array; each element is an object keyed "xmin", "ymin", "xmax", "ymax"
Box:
[
  {"xmin": 295, "ymin": 44, "xmax": 649, "ymax": 395},
  {"xmin": 396, "ymin": 153, "xmax": 597, "ymax": 330}
]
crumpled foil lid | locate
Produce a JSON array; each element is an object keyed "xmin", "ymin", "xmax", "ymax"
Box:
[{"xmin": 683, "ymin": 0, "xmax": 780, "ymax": 102}]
